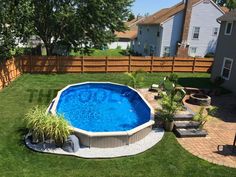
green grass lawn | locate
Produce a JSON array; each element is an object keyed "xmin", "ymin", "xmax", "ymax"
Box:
[
  {"xmin": 15, "ymin": 47, "xmax": 125, "ymax": 57},
  {"xmin": 69, "ymin": 49, "xmax": 125, "ymax": 57},
  {"xmin": 0, "ymin": 73, "xmax": 235, "ymax": 177}
]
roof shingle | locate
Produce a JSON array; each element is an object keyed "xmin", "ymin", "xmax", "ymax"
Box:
[
  {"xmin": 138, "ymin": 0, "xmax": 227, "ymax": 25},
  {"xmin": 115, "ymin": 17, "xmax": 144, "ymax": 39}
]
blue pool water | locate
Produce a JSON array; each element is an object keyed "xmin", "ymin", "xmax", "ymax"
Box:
[{"xmin": 56, "ymin": 83, "xmax": 151, "ymax": 132}]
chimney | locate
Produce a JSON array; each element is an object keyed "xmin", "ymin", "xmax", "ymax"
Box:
[
  {"xmin": 177, "ymin": 0, "xmax": 194, "ymax": 57},
  {"xmin": 182, "ymin": 0, "xmax": 193, "ymax": 42}
]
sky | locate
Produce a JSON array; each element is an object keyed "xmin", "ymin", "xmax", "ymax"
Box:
[{"xmin": 131, "ymin": 0, "xmax": 182, "ymax": 16}]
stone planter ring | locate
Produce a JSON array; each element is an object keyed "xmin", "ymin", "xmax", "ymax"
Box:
[{"xmin": 189, "ymin": 93, "xmax": 211, "ymax": 106}]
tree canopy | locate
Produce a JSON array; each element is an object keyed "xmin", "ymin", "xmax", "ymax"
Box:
[
  {"xmin": 127, "ymin": 12, "xmax": 136, "ymax": 21},
  {"xmin": 0, "ymin": 0, "xmax": 133, "ymax": 57},
  {"xmin": 214, "ymin": 0, "xmax": 236, "ymax": 9}
]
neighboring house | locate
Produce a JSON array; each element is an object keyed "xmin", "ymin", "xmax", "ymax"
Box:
[
  {"xmin": 108, "ymin": 17, "xmax": 144, "ymax": 50},
  {"xmin": 17, "ymin": 35, "xmax": 43, "ymax": 48},
  {"xmin": 132, "ymin": 0, "xmax": 228, "ymax": 57},
  {"xmin": 211, "ymin": 10, "xmax": 236, "ymax": 93}
]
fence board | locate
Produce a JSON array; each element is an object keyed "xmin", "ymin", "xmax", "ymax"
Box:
[{"xmin": 0, "ymin": 58, "xmax": 22, "ymax": 90}]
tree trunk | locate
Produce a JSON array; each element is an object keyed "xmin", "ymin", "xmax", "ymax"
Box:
[
  {"xmin": 45, "ymin": 44, "xmax": 54, "ymax": 56},
  {"xmin": 41, "ymin": 37, "xmax": 54, "ymax": 56}
]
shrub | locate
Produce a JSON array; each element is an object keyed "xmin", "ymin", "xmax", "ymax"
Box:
[
  {"xmin": 168, "ymin": 73, "xmax": 178, "ymax": 84},
  {"xmin": 126, "ymin": 69, "xmax": 144, "ymax": 88},
  {"xmin": 25, "ymin": 106, "xmax": 71, "ymax": 145},
  {"xmin": 205, "ymin": 52, "xmax": 214, "ymax": 58},
  {"xmin": 193, "ymin": 106, "xmax": 218, "ymax": 128},
  {"xmin": 15, "ymin": 47, "xmax": 41, "ymax": 56},
  {"xmin": 116, "ymin": 46, "xmax": 122, "ymax": 50},
  {"xmin": 163, "ymin": 80, "xmax": 175, "ymax": 93}
]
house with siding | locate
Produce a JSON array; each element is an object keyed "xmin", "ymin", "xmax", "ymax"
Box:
[
  {"xmin": 132, "ymin": 0, "xmax": 228, "ymax": 57},
  {"xmin": 108, "ymin": 17, "xmax": 144, "ymax": 50},
  {"xmin": 211, "ymin": 10, "xmax": 236, "ymax": 93}
]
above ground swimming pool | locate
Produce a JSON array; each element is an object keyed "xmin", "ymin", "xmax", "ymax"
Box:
[{"xmin": 49, "ymin": 82, "xmax": 155, "ymax": 148}]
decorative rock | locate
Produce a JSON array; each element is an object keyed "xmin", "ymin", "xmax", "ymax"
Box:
[{"xmin": 62, "ymin": 135, "xmax": 80, "ymax": 153}]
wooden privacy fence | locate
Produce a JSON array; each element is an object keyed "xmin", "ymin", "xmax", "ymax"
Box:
[
  {"xmin": 19, "ymin": 56, "xmax": 213, "ymax": 73},
  {"xmin": 0, "ymin": 56, "xmax": 213, "ymax": 90},
  {"xmin": 0, "ymin": 58, "xmax": 21, "ymax": 89}
]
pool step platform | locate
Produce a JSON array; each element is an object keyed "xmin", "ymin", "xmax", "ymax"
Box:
[
  {"xmin": 174, "ymin": 121, "xmax": 200, "ymax": 129},
  {"xmin": 174, "ymin": 128, "xmax": 208, "ymax": 138},
  {"xmin": 173, "ymin": 112, "xmax": 207, "ymax": 138},
  {"xmin": 174, "ymin": 113, "xmax": 194, "ymax": 121}
]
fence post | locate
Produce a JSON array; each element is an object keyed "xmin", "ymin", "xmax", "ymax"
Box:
[
  {"xmin": 20, "ymin": 57, "xmax": 23, "ymax": 73},
  {"xmin": 105, "ymin": 56, "xmax": 108, "ymax": 73},
  {"xmin": 29, "ymin": 55, "xmax": 32, "ymax": 73},
  {"xmin": 81, "ymin": 56, "xmax": 84, "ymax": 73},
  {"xmin": 56, "ymin": 56, "xmax": 59, "ymax": 73},
  {"xmin": 193, "ymin": 57, "xmax": 196, "ymax": 73},
  {"xmin": 129, "ymin": 55, "xmax": 131, "ymax": 72},
  {"xmin": 151, "ymin": 55, "xmax": 154, "ymax": 73},
  {"xmin": 172, "ymin": 56, "xmax": 175, "ymax": 73}
]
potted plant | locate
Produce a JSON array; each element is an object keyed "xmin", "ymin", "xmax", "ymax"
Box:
[
  {"xmin": 158, "ymin": 92, "xmax": 182, "ymax": 131},
  {"xmin": 25, "ymin": 106, "xmax": 71, "ymax": 146}
]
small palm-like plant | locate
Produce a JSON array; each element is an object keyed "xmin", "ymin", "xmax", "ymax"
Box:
[
  {"xmin": 126, "ymin": 70, "xmax": 144, "ymax": 88},
  {"xmin": 25, "ymin": 106, "xmax": 71, "ymax": 145},
  {"xmin": 159, "ymin": 93, "xmax": 182, "ymax": 122},
  {"xmin": 158, "ymin": 84, "xmax": 183, "ymax": 131},
  {"xmin": 194, "ymin": 106, "xmax": 218, "ymax": 129}
]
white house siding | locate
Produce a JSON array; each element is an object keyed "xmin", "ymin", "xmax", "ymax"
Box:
[
  {"xmin": 160, "ymin": 11, "xmax": 184, "ymax": 57},
  {"xmin": 187, "ymin": 1, "xmax": 224, "ymax": 57},
  {"xmin": 108, "ymin": 41, "xmax": 130, "ymax": 50},
  {"xmin": 17, "ymin": 35, "xmax": 43, "ymax": 48},
  {"xmin": 133, "ymin": 25, "xmax": 161, "ymax": 56}
]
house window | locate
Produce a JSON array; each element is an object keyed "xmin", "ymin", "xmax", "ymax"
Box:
[
  {"xmin": 163, "ymin": 47, "xmax": 170, "ymax": 57},
  {"xmin": 139, "ymin": 30, "xmax": 142, "ymax": 35},
  {"xmin": 189, "ymin": 47, "xmax": 197, "ymax": 57},
  {"xmin": 225, "ymin": 22, "xmax": 233, "ymax": 35},
  {"xmin": 144, "ymin": 43, "xmax": 148, "ymax": 54},
  {"xmin": 192, "ymin": 27, "xmax": 200, "ymax": 39},
  {"xmin": 150, "ymin": 45, "xmax": 155, "ymax": 56},
  {"xmin": 212, "ymin": 27, "xmax": 219, "ymax": 36},
  {"xmin": 221, "ymin": 58, "xmax": 233, "ymax": 80}
]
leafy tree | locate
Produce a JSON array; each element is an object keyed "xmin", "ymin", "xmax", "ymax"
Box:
[
  {"xmin": 0, "ymin": 1, "xmax": 16, "ymax": 60},
  {"xmin": 214, "ymin": 0, "xmax": 236, "ymax": 10},
  {"xmin": 214, "ymin": 0, "xmax": 226, "ymax": 6},
  {"xmin": 128, "ymin": 12, "xmax": 135, "ymax": 21},
  {"xmin": 21, "ymin": 0, "xmax": 133, "ymax": 56},
  {"xmin": 0, "ymin": 0, "xmax": 133, "ymax": 57},
  {"xmin": 0, "ymin": 0, "xmax": 34, "ymax": 60},
  {"xmin": 227, "ymin": 0, "xmax": 236, "ymax": 9}
]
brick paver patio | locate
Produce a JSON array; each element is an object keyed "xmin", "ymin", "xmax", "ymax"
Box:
[
  {"xmin": 178, "ymin": 94, "xmax": 236, "ymax": 168},
  {"xmin": 178, "ymin": 118, "xmax": 236, "ymax": 168},
  {"xmin": 139, "ymin": 89, "xmax": 236, "ymax": 168}
]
